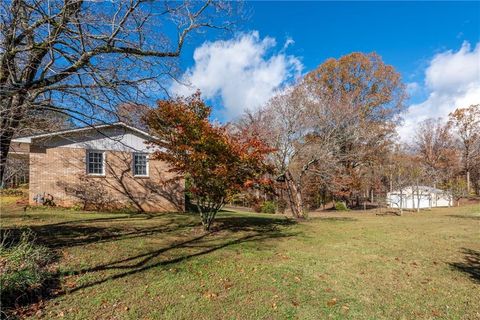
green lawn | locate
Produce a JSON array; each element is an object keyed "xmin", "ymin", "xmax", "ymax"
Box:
[{"xmin": 1, "ymin": 197, "xmax": 479, "ymax": 320}]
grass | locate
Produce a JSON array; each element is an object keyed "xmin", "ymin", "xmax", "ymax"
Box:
[{"xmin": 0, "ymin": 196, "xmax": 479, "ymax": 320}]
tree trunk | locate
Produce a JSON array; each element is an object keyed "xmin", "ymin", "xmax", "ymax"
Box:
[
  {"xmin": 284, "ymin": 170, "xmax": 303, "ymax": 218},
  {"xmin": 195, "ymin": 198, "xmax": 221, "ymax": 231},
  {"xmin": 466, "ymin": 170, "xmax": 471, "ymax": 195},
  {"xmin": 1, "ymin": 126, "xmax": 18, "ymax": 188},
  {"xmin": 1, "ymin": 97, "xmax": 26, "ymax": 187},
  {"xmin": 363, "ymin": 191, "xmax": 366, "ymax": 211},
  {"xmin": 416, "ymin": 183, "xmax": 420, "ymax": 213},
  {"xmin": 399, "ymin": 188, "xmax": 403, "ymax": 215}
]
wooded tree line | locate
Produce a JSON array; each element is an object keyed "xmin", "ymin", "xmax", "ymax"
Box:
[{"xmin": 238, "ymin": 53, "xmax": 480, "ymax": 217}]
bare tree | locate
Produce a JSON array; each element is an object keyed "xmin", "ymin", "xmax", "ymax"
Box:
[
  {"xmin": 414, "ymin": 118, "xmax": 459, "ymax": 188},
  {"xmin": 0, "ymin": 0, "xmax": 234, "ymax": 184},
  {"xmin": 239, "ymin": 87, "xmax": 311, "ymax": 218},
  {"xmin": 449, "ymin": 104, "xmax": 480, "ymax": 194},
  {"xmin": 387, "ymin": 146, "xmax": 419, "ymax": 215}
]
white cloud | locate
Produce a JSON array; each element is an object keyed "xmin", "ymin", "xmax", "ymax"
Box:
[
  {"xmin": 398, "ymin": 42, "xmax": 480, "ymax": 140},
  {"xmin": 406, "ymin": 82, "xmax": 420, "ymax": 95},
  {"xmin": 171, "ymin": 31, "xmax": 303, "ymax": 119}
]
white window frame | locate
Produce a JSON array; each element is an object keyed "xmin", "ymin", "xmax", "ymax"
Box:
[
  {"xmin": 86, "ymin": 150, "xmax": 106, "ymax": 176},
  {"xmin": 133, "ymin": 152, "xmax": 149, "ymax": 177}
]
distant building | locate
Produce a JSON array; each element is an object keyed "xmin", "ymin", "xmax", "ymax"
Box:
[{"xmin": 387, "ymin": 186, "xmax": 452, "ymax": 209}]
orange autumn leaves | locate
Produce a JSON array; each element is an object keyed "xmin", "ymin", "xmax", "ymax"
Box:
[{"xmin": 145, "ymin": 92, "xmax": 273, "ymax": 227}]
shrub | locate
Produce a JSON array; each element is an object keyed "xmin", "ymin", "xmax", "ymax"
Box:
[
  {"xmin": 261, "ymin": 201, "xmax": 276, "ymax": 214},
  {"xmin": 0, "ymin": 230, "xmax": 55, "ymax": 311},
  {"xmin": 0, "ymin": 188, "xmax": 27, "ymax": 197},
  {"xmin": 334, "ymin": 201, "xmax": 349, "ymax": 211},
  {"xmin": 248, "ymin": 196, "xmax": 263, "ymax": 213},
  {"xmin": 252, "ymin": 202, "xmax": 262, "ymax": 213},
  {"xmin": 276, "ymin": 199, "xmax": 288, "ymax": 214}
]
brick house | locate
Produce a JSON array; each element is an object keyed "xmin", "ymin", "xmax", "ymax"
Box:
[{"xmin": 10, "ymin": 122, "xmax": 184, "ymax": 212}]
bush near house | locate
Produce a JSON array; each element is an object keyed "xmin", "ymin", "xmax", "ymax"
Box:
[{"xmin": 0, "ymin": 186, "xmax": 28, "ymax": 197}]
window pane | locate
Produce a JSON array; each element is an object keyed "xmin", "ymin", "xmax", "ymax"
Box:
[
  {"xmin": 87, "ymin": 151, "xmax": 104, "ymax": 174},
  {"xmin": 134, "ymin": 154, "xmax": 147, "ymax": 176}
]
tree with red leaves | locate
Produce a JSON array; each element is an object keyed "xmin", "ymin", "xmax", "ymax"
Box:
[{"xmin": 145, "ymin": 92, "xmax": 273, "ymax": 230}]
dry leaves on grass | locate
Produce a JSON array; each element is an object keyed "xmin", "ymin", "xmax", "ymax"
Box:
[
  {"xmin": 431, "ymin": 309, "xmax": 442, "ymax": 317},
  {"xmin": 203, "ymin": 291, "xmax": 218, "ymax": 299},
  {"xmin": 327, "ymin": 298, "xmax": 337, "ymax": 307}
]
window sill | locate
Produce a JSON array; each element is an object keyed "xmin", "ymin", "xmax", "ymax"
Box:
[
  {"xmin": 86, "ymin": 174, "xmax": 106, "ymax": 178},
  {"xmin": 133, "ymin": 175, "xmax": 149, "ymax": 179}
]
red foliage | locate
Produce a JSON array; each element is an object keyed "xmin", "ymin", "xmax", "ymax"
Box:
[{"xmin": 145, "ymin": 92, "xmax": 273, "ymax": 227}]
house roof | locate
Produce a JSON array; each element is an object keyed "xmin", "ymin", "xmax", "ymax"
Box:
[
  {"xmin": 12, "ymin": 122, "xmax": 155, "ymax": 144},
  {"xmin": 388, "ymin": 186, "xmax": 449, "ymax": 195}
]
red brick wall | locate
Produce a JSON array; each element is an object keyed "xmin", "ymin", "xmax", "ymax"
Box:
[{"xmin": 29, "ymin": 145, "xmax": 184, "ymax": 212}]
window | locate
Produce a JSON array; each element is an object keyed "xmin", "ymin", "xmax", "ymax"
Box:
[
  {"xmin": 133, "ymin": 153, "xmax": 148, "ymax": 177},
  {"xmin": 87, "ymin": 151, "xmax": 105, "ymax": 175}
]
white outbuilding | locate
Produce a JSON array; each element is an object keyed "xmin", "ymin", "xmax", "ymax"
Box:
[{"xmin": 387, "ymin": 186, "xmax": 452, "ymax": 210}]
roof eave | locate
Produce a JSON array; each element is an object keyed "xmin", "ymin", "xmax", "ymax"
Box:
[{"xmin": 10, "ymin": 122, "xmax": 157, "ymax": 144}]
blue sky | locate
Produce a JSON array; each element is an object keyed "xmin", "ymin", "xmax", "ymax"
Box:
[{"xmin": 172, "ymin": 1, "xmax": 480, "ymax": 138}]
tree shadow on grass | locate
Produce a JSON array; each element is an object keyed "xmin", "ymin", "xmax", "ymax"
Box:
[
  {"xmin": 53, "ymin": 215, "xmax": 296, "ymax": 295},
  {"xmin": 449, "ymin": 248, "xmax": 480, "ymax": 284},
  {"xmin": 213, "ymin": 215, "xmax": 296, "ymax": 231},
  {"xmin": 0, "ymin": 219, "xmax": 199, "ymax": 250},
  {"xmin": 2, "ymin": 214, "xmax": 297, "ymax": 304}
]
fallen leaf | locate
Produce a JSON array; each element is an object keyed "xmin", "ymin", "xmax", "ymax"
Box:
[
  {"xmin": 203, "ymin": 292, "xmax": 218, "ymax": 299},
  {"xmin": 327, "ymin": 298, "xmax": 337, "ymax": 307},
  {"xmin": 432, "ymin": 309, "xmax": 441, "ymax": 317}
]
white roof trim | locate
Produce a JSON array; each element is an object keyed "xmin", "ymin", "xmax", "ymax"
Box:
[
  {"xmin": 388, "ymin": 186, "xmax": 449, "ymax": 195},
  {"xmin": 11, "ymin": 122, "xmax": 156, "ymax": 144}
]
